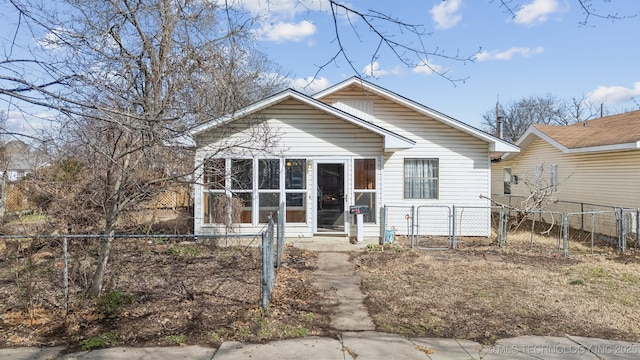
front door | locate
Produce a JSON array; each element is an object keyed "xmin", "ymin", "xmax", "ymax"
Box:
[{"xmin": 315, "ymin": 162, "xmax": 347, "ymax": 233}]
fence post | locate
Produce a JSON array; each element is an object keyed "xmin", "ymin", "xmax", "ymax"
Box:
[
  {"xmin": 451, "ymin": 205, "xmax": 457, "ymax": 250},
  {"xmin": 261, "ymin": 229, "xmax": 269, "ymax": 312},
  {"xmin": 63, "ymin": 235, "xmax": 69, "ymax": 315},
  {"xmin": 562, "ymin": 213, "xmax": 569, "ymax": 257},
  {"xmin": 636, "ymin": 209, "xmax": 639, "ymax": 248},
  {"xmin": 591, "ymin": 212, "xmax": 595, "ymax": 255},
  {"xmin": 498, "ymin": 206, "xmax": 505, "ymax": 247},
  {"xmin": 502, "ymin": 207, "xmax": 509, "ymax": 246},
  {"xmin": 503, "ymin": 207, "xmax": 511, "ymax": 245},
  {"xmin": 380, "ymin": 206, "xmax": 386, "ymax": 245},
  {"xmin": 496, "ymin": 207, "xmax": 501, "ymax": 247},
  {"xmin": 411, "ymin": 205, "xmax": 415, "ymax": 249},
  {"xmin": 618, "ymin": 208, "xmax": 626, "ymax": 254},
  {"xmin": 580, "ymin": 202, "xmax": 584, "ymax": 236}
]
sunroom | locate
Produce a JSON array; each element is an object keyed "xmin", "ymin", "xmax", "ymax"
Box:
[{"xmin": 199, "ymin": 156, "xmax": 380, "ymax": 237}]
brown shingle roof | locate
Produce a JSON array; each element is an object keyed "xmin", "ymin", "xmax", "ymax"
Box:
[{"xmin": 533, "ymin": 110, "xmax": 640, "ymax": 149}]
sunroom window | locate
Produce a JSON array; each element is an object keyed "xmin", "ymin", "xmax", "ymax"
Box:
[
  {"xmin": 258, "ymin": 159, "xmax": 280, "ymax": 223},
  {"xmin": 354, "ymin": 159, "xmax": 376, "ymax": 223},
  {"xmin": 284, "ymin": 159, "xmax": 306, "ymax": 223},
  {"xmin": 202, "ymin": 158, "xmax": 308, "ymax": 226}
]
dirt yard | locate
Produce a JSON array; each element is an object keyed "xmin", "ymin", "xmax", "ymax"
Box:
[
  {"xmin": 2, "ymin": 230, "xmax": 640, "ymax": 351},
  {"xmin": 353, "ymin": 238, "xmax": 640, "ymax": 344},
  {"xmin": 0, "ymin": 239, "xmax": 331, "ymax": 352}
]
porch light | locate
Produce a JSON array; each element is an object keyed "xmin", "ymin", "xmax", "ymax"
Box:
[{"xmin": 307, "ymin": 161, "xmax": 312, "ymax": 171}]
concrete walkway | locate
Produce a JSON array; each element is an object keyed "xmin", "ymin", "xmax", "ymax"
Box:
[
  {"xmin": 4, "ymin": 334, "xmax": 640, "ymax": 359},
  {"xmin": 2, "ymin": 238, "xmax": 640, "ymax": 359},
  {"xmin": 313, "ymin": 252, "xmax": 375, "ymax": 331}
]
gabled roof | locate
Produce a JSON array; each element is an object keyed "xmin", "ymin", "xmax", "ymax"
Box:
[
  {"xmin": 189, "ymin": 88, "xmax": 416, "ymax": 150},
  {"xmin": 313, "ymin": 77, "xmax": 520, "ymax": 153},
  {"xmin": 503, "ymin": 110, "xmax": 640, "ymax": 160}
]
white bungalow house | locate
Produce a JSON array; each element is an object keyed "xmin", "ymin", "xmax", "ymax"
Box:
[{"xmin": 191, "ymin": 77, "xmax": 519, "ymax": 241}]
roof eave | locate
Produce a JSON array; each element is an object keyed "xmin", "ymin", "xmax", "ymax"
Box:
[
  {"xmin": 491, "ymin": 142, "xmax": 520, "ymax": 153},
  {"xmin": 504, "ymin": 125, "xmax": 567, "ymax": 160},
  {"xmin": 564, "ymin": 142, "xmax": 640, "ymax": 154}
]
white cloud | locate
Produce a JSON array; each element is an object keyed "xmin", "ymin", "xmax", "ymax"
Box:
[
  {"xmin": 475, "ymin": 46, "xmax": 544, "ymax": 61},
  {"xmin": 35, "ymin": 28, "xmax": 71, "ymax": 50},
  {"xmin": 587, "ymin": 82, "xmax": 640, "ymax": 104},
  {"xmin": 412, "ymin": 59, "xmax": 443, "ymax": 75},
  {"xmin": 430, "ymin": 0, "xmax": 463, "ymax": 30},
  {"xmin": 5, "ymin": 109, "xmax": 55, "ymax": 136},
  {"xmin": 237, "ymin": 0, "xmax": 324, "ymax": 18},
  {"xmin": 290, "ymin": 76, "xmax": 331, "ymax": 94},
  {"xmin": 257, "ymin": 20, "xmax": 317, "ymax": 42},
  {"xmin": 362, "ymin": 62, "xmax": 388, "ymax": 77},
  {"xmin": 514, "ymin": 0, "xmax": 559, "ymax": 25}
]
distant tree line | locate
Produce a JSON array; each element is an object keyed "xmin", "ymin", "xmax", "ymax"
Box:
[{"xmin": 481, "ymin": 94, "xmax": 638, "ymax": 143}]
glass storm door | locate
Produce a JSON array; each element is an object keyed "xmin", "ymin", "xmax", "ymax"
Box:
[{"xmin": 315, "ymin": 162, "xmax": 347, "ymax": 233}]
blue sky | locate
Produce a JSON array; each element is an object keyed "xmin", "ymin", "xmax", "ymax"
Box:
[
  {"xmin": 246, "ymin": 0, "xmax": 640, "ymax": 131},
  {"xmin": 2, "ymin": 0, "xmax": 639, "ymax": 134}
]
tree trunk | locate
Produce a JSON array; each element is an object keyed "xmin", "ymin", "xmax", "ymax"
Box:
[
  {"xmin": 0, "ymin": 173, "xmax": 7, "ymax": 222},
  {"xmin": 89, "ymin": 227, "xmax": 115, "ymax": 297}
]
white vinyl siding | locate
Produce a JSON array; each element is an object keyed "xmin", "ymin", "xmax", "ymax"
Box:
[
  {"xmin": 332, "ymin": 99, "xmax": 374, "ymax": 122},
  {"xmin": 498, "ymin": 139, "xmax": 640, "ymax": 208}
]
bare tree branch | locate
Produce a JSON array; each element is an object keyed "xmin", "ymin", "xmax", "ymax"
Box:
[
  {"xmin": 495, "ymin": 0, "xmax": 638, "ymax": 25},
  {"xmin": 310, "ymin": 0, "xmax": 477, "ymax": 85}
]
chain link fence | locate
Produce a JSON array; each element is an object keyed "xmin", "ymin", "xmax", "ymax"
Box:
[
  {"xmin": 382, "ymin": 205, "xmax": 492, "ymax": 250},
  {"xmin": 382, "ymin": 201, "xmax": 639, "ymax": 256},
  {"xmin": 0, "ymin": 207, "xmax": 285, "ymax": 333}
]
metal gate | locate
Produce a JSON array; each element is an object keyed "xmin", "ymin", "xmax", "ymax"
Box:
[{"xmin": 415, "ymin": 205, "xmax": 452, "ymax": 250}]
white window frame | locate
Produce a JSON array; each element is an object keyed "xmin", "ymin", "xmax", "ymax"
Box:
[
  {"xmin": 403, "ymin": 158, "xmax": 439, "ymax": 200},
  {"xmin": 503, "ymin": 167, "xmax": 512, "ymax": 195}
]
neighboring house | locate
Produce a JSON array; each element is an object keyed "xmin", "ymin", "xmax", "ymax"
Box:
[
  {"xmin": 492, "ymin": 110, "xmax": 640, "ymax": 210},
  {"xmin": 191, "ymin": 77, "xmax": 519, "ymax": 240},
  {"xmin": 1, "ymin": 140, "xmax": 49, "ymax": 182}
]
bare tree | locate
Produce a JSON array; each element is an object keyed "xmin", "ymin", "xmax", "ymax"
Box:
[
  {"xmin": 8, "ymin": 0, "xmax": 285, "ymax": 296},
  {"xmin": 483, "ymin": 94, "xmax": 567, "ymax": 142},
  {"xmin": 0, "ymin": 111, "xmax": 8, "ymax": 220},
  {"xmin": 563, "ymin": 94, "xmax": 600, "ymax": 123},
  {"xmin": 482, "ymin": 93, "xmax": 604, "ymax": 142},
  {"xmin": 484, "ymin": 163, "xmax": 572, "ymax": 235}
]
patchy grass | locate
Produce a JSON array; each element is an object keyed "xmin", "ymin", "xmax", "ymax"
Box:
[
  {"xmin": 166, "ymin": 244, "xmax": 202, "ymax": 257},
  {"xmin": 7, "ymin": 214, "xmax": 50, "ymax": 224},
  {"xmin": 79, "ymin": 331, "xmax": 119, "ymax": 350},
  {"xmin": 96, "ymin": 291, "xmax": 134, "ymax": 315},
  {"xmin": 162, "ymin": 334, "xmax": 186, "ymax": 346},
  {"xmin": 353, "ymin": 236, "xmax": 640, "ymax": 344}
]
